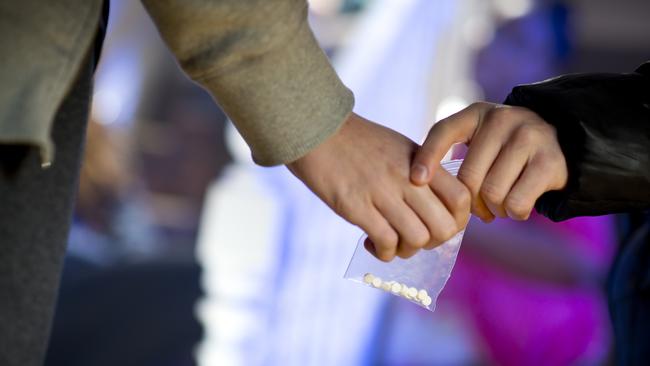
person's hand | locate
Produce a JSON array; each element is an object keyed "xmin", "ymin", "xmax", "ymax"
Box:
[
  {"xmin": 410, "ymin": 102, "xmax": 568, "ymax": 222},
  {"xmin": 287, "ymin": 112, "xmax": 470, "ymax": 261}
]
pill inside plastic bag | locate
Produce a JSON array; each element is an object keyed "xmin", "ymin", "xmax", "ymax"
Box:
[{"xmin": 344, "ymin": 159, "xmax": 466, "ymax": 311}]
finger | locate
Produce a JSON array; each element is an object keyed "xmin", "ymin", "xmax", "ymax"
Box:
[
  {"xmin": 480, "ymin": 138, "xmax": 531, "ymax": 218},
  {"xmin": 364, "ymin": 238, "xmax": 378, "ymax": 258},
  {"xmin": 360, "ymin": 205, "xmax": 399, "ymax": 262},
  {"xmin": 404, "ymin": 185, "xmax": 459, "ymax": 251},
  {"xmin": 456, "ymin": 116, "xmax": 512, "ymax": 222},
  {"xmin": 504, "ymin": 158, "xmax": 554, "ymax": 220},
  {"xmin": 429, "ymin": 166, "xmax": 471, "ymax": 230},
  {"xmin": 375, "ymin": 197, "xmax": 430, "ymax": 260},
  {"xmin": 411, "ymin": 103, "xmax": 488, "ymax": 185}
]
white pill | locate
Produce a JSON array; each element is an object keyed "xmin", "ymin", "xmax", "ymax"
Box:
[
  {"xmin": 363, "ymin": 273, "xmax": 375, "ymax": 284},
  {"xmin": 371, "ymin": 277, "xmax": 383, "ymax": 288},
  {"xmin": 407, "ymin": 287, "xmax": 418, "ymax": 298},
  {"xmin": 417, "ymin": 289, "xmax": 428, "ymax": 301},
  {"xmin": 381, "ymin": 282, "xmax": 392, "ymax": 291},
  {"xmin": 421, "ymin": 295, "xmax": 433, "ymax": 307},
  {"xmin": 400, "ymin": 286, "xmax": 411, "ymax": 298},
  {"xmin": 390, "ymin": 282, "xmax": 402, "ymax": 294}
]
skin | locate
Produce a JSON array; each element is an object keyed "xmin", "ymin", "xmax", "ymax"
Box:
[
  {"xmin": 410, "ymin": 102, "xmax": 568, "ymax": 222},
  {"xmin": 287, "ymin": 112, "xmax": 470, "ymax": 262}
]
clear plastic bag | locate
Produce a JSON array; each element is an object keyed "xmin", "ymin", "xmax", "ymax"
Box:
[{"xmin": 344, "ymin": 159, "xmax": 465, "ymax": 311}]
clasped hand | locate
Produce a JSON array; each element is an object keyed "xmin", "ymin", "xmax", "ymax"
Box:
[{"xmin": 288, "ymin": 103, "xmax": 568, "ymax": 262}]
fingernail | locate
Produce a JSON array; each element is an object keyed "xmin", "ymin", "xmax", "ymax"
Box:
[
  {"xmin": 411, "ymin": 163, "xmax": 429, "ymax": 183},
  {"xmin": 480, "ymin": 215, "xmax": 495, "ymax": 223}
]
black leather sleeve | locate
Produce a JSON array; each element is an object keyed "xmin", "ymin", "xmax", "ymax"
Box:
[{"xmin": 504, "ymin": 62, "xmax": 650, "ymax": 221}]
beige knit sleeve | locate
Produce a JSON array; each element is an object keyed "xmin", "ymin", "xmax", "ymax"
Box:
[{"xmin": 141, "ymin": 0, "xmax": 354, "ymax": 166}]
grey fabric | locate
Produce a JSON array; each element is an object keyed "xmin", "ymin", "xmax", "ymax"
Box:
[
  {"xmin": 2, "ymin": 0, "xmax": 353, "ymax": 168},
  {"xmin": 0, "ymin": 0, "xmax": 102, "ymax": 165},
  {"xmin": 141, "ymin": 0, "xmax": 354, "ymax": 166},
  {"xmin": 0, "ymin": 57, "xmax": 92, "ymax": 366}
]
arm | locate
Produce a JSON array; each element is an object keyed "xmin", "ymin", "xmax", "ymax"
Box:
[
  {"xmin": 140, "ymin": 0, "xmax": 350, "ymax": 166},
  {"xmin": 141, "ymin": 0, "xmax": 471, "ymax": 260}
]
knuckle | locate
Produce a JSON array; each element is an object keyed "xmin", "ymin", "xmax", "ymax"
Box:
[
  {"xmin": 539, "ymin": 121, "xmax": 557, "ymax": 136},
  {"xmin": 480, "ymin": 180, "xmax": 506, "ymax": 204},
  {"xmin": 372, "ymin": 226, "xmax": 398, "ymax": 250},
  {"xmin": 442, "ymin": 223, "xmax": 459, "ymax": 241},
  {"xmin": 489, "ymin": 105, "xmax": 522, "ymax": 125},
  {"xmin": 398, "ymin": 225, "xmax": 429, "ymax": 250},
  {"xmin": 470, "ymin": 101, "xmax": 491, "ymax": 111},
  {"xmin": 450, "ymin": 184, "xmax": 471, "ymax": 211},
  {"xmin": 531, "ymin": 154, "xmax": 566, "ymax": 191},
  {"xmin": 409, "ymin": 228, "xmax": 430, "ymax": 249},
  {"xmin": 505, "ymin": 194, "xmax": 532, "ymax": 220},
  {"xmin": 428, "ymin": 119, "xmax": 447, "ymax": 135},
  {"xmin": 533, "ymin": 153, "xmax": 563, "ymax": 178},
  {"xmin": 506, "ymin": 105, "xmax": 536, "ymax": 120},
  {"xmin": 484, "ymin": 111, "xmax": 510, "ymax": 129},
  {"xmin": 532, "ymin": 153, "xmax": 554, "ymax": 171},
  {"xmin": 541, "ymin": 147, "xmax": 565, "ymax": 165},
  {"xmin": 457, "ymin": 166, "xmax": 482, "ymax": 193},
  {"xmin": 493, "ymin": 105, "xmax": 514, "ymax": 118},
  {"xmin": 386, "ymin": 159, "xmax": 407, "ymax": 178},
  {"xmin": 513, "ymin": 125, "xmax": 539, "ymax": 145},
  {"xmin": 432, "ymin": 222, "xmax": 458, "ymax": 243},
  {"xmin": 435, "ymin": 119, "xmax": 455, "ymax": 137}
]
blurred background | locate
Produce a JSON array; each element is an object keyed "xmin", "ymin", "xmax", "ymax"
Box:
[{"xmin": 43, "ymin": 0, "xmax": 650, "ymax": 365}]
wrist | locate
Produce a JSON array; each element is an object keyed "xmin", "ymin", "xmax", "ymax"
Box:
[{"xmin": 286, "ymin": 112, "xmax": 360, "ymax": 170}]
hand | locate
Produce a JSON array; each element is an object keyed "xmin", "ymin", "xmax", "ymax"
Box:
[
  {"xmin": 287, "ymin": 112, "xmax": 470, "ymax": 261},
  {"xmin": 410, "ymin": 102, "xmax": 568, "ymax": 221}
]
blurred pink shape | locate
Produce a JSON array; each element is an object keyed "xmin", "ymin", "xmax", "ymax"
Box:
[{"xmin": 443, "ymin": 214, "xmax": 614, "ymax": 366}]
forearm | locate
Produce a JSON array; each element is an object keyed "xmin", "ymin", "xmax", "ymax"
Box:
[{"xmin": 142, "ymin": 0, "xmax": 354, "ymax": 166}]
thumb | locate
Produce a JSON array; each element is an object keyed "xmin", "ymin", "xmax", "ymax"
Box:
[{"xmin": 410, "ymin": 103, "xmax": 484, "ymax": 185}]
